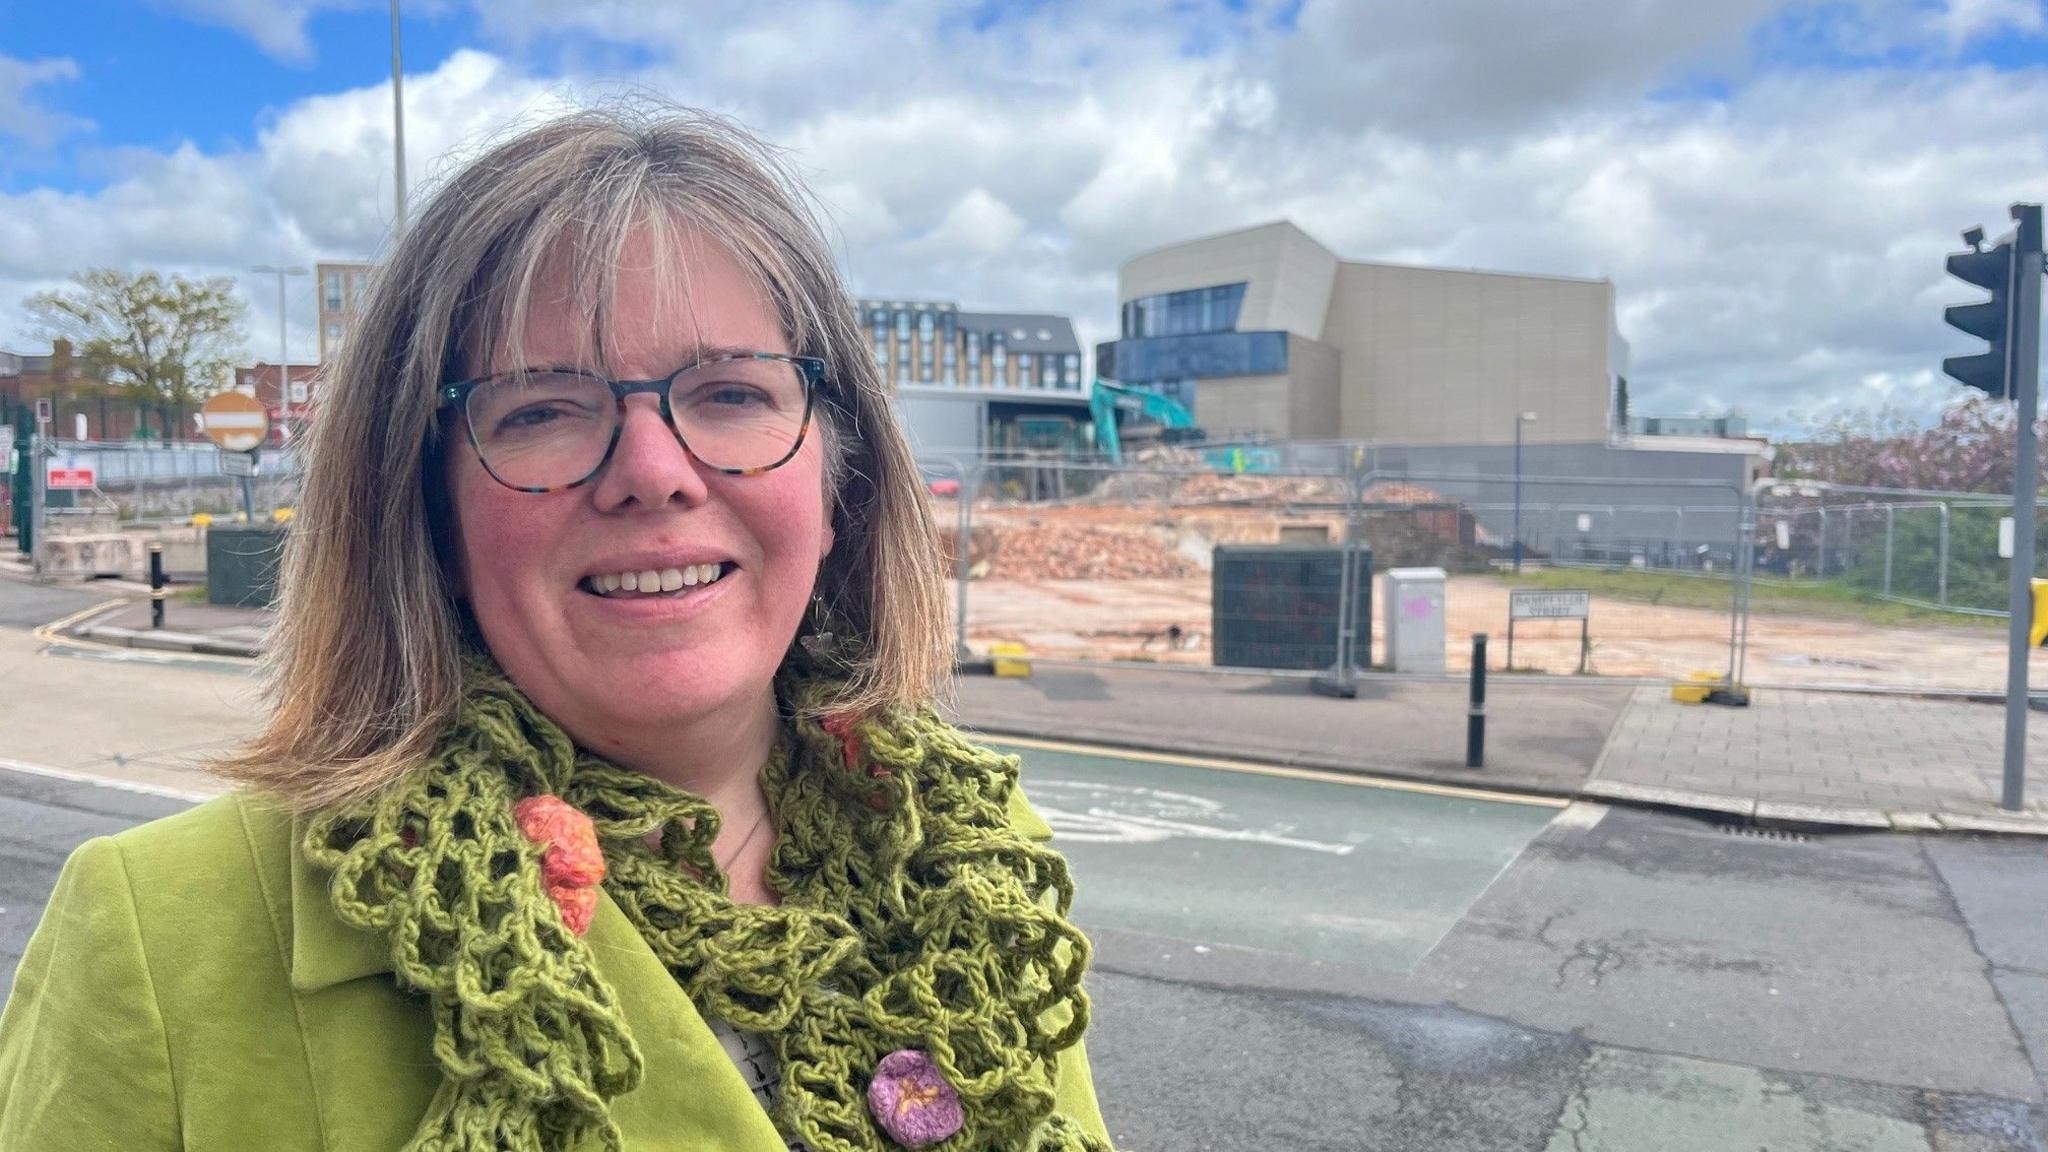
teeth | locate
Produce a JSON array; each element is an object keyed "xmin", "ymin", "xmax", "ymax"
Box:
[{"xmin": 589, "ymin": 563, "xmax": 724, "ymax": 596}]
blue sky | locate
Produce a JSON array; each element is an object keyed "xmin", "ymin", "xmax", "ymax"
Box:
[
  {"xmin": 2, "ymin": 2, "xmax": 468, "ymax": 191},
  {"xmin": 6, "ymin": 0, "xmax": 2048, "ymax": 433}
]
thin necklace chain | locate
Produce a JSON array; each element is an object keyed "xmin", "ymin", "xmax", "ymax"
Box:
[{"xmin": 717, "ymin": 807, "xmax": 772, "ymax": 874}]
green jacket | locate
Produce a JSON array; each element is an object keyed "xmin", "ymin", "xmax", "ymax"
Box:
[{"xmin": 0, "ymin": 788, "xmax": 1108, "ymax": 1150}]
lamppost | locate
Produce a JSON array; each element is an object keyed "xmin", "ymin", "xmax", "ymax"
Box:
[
  {"xmin": 250, "ymin": 264, "xmax": 308, "ymax": 436},
  {"xmin": 391, "ymin": 0, "xmax": 407, "ymax": 236},
  {"xmin": 1514, "ymin": 411, "xmax": 1537, "ymax": 573}
]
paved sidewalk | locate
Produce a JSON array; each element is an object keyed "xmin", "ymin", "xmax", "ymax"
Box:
[
  {"xmin": 81, "ymin": 597, "xmax": 269, "ymax": 657},
  {"xmin": 1589, "ymin": 685, "xmax": 2048, "ymax": 833},
  {"xmin": 15, "ymin": 566, "xmax": 2048, "ymax": 835},
  {"xmin": 947, "ymin": 665, "xmax": 1628, "ymax": 799}
]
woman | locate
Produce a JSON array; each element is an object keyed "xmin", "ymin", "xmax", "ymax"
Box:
[{"xmin": 0, "ymin": 106, "xmax": 1112, "ymax": 1152}]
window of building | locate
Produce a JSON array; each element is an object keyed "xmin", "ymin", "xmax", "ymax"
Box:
[
  {"xmin": 1063, "ymin": 354, "xmax": 1080, "ymax": 389},
  {"xmin": 873, "ymin": 333, "xmax": 887, "ymax": 366},
  {"xmin": 325, "ymin": 322, "xmax": 344, "ymax": 348},
  {"xmin": 1017, "ymin": 353, "xmax": 1033, "ymax": 388},
  {"xmin": 990, "ymin": 334, "xmax": 1007, "ymax": 386},
  {"xmin": 323, "ymin": 272, "xmax": 343, "ymax": 312},
  {"xmin": 1103, "ymin": 331, "xmax": 1286, "ymax": 383},
  {"xmin": 348, "ymin": 273, "xmax": 367, "ymax": 310},
  {"xmin": 895, "ymin": 310, "xmax": 910, "ymax": 339},
  {"xmin": 1041, "ymin": 357, "xmax": 1058, "ymax": 388},
  {"xmin": 1121, "ymin": 282, "xmax": 1247, "ymax": 338},
  {"xmin": 942, "ymin": 340, "xmax": 957, "ymax": 384},
  {"xmin": 919, "ymin": 342, "xmax": 934, "ymax": 383},
  {"xmin": 964, "ymin": 331, "xmax": 981, "ymax": 382}
]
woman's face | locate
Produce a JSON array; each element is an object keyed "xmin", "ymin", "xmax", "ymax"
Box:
[{"xmin": 444, "ymin": 228, "xmax": 835, "ymax": 757}]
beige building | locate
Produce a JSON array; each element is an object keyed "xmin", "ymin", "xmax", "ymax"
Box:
[
  {"xmin": 858, "ymin": 299, "xmax": 1094, "ymax": 458},
  {"xmin": 1097, "ymin": 221, "xmax": 1630, "ymax": 446},
  {"xmin": 315, "ymin": 261, "xmax": 375, "ymax": 363}
]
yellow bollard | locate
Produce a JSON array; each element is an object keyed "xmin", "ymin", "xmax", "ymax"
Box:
[
  {"xmin": 2032, "ymin": 578, "xmax": 2048, "ymax": 648},
  {"xmin": 990, "ymin": 643, "xmax": 1032, "ymax": 678}
]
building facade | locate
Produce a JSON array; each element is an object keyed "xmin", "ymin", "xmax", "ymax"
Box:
[
  {"xmin": 0, "ymin": 341, "xmax": 159, "ymax": 441},
  {"xmin": 856, "ymin": 299, "xmax": 1092, "ymax": 459},
  {"xmin": 232, "ymin": 362, "xmax": 324, "ymax": 444},
  {"xmin": 1094, "ymin": 221, "xmax": 1766, "ymax": 556},
  {"xmin": 1096, "ymin": 220, "xmax": 1632, "ymax": 447},
  {"xmin": 316, "ymin": 261, "xmax": 375, "ymax": 363}
]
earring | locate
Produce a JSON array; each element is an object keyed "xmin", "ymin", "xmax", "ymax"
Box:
[{"xmin": 799, "ymin": 593, "xmax": 861, "ymax": 667}]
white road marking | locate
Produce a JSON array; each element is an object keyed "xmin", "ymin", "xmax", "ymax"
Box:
[
  {"xmin": 0, "ymin": 756, "xmax": 219, "ymax": 803},
  {"xmin": 1030, "ymin": 778, "xmax": 1357, "ymax": 855}
]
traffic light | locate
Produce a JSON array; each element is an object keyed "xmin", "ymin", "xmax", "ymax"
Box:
[{"xmin": 1944, "ymin": 231, "xmax": 2017, "ymax": 398}]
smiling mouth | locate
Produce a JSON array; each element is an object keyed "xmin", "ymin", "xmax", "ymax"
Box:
[{"xmin": 578, "ymin": 562, "xmax": 734, "ymax": 598}]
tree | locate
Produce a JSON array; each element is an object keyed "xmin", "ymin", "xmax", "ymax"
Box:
[
  {"xmin": 26, "ymin": 269, "xmax": 246, "ymax": 441},
  {"xmin": 1778, "ymin": 396, "xmax": 2039, "ymax": 494}
]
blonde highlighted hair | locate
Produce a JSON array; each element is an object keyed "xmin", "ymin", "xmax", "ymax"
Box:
[{"xmin": 218, "ymin": 104, "xmax": 950, "ymax": 810}]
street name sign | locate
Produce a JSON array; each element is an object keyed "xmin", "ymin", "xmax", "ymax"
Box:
[{"xmin": 1509, "ymin": 589, "xmax": 1592, "ymax": 620}]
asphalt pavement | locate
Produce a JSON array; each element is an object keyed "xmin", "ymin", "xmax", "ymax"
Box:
[{"xmin": 1, "ymin": 574, "xmax": 2044, "ymax": 1148}]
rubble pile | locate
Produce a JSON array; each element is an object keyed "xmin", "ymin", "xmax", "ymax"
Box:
[{"xmin": 982, "ymin": 523, "xmax": 1198, "ymax": 581}]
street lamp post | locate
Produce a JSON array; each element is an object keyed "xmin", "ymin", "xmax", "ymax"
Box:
[
  {"xmin": 391, "ymin": 0, "xmax": 407, "ymax": 236},
  {"xmin": 1514, "ymin": 411, "xmax": 1537, "ymax": 573},
  {"xmin": 250, "ymin": 266, "xmax": 308, "ymax": 437}
]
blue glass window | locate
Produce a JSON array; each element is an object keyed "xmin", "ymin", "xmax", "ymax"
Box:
[
  {"xmin": 1120, "ymin": 282, "xmax": 1247, "ymax": 338},
  {"xmin": 1100, "ymin": 331, "xmax": 1287, "ymax": 383}
]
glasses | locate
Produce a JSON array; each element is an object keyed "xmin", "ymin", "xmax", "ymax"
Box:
[{"xmin": 439, "ymin": 352, "xmax": 826, "ymax": 493}]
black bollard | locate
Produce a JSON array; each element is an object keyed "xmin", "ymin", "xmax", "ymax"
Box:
[
  {"xmin": 1466, "ymin": 633, "xmax": 1487, "ymax": 769},
  {"xmin": 148, "ymin": 540, "xmax": 166, "ymax": 629}
]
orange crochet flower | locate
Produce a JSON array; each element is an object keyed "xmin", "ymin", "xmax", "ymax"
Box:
[
  {"xmin": 514, "ymin": 795, "xmax": 606, "ymax": 935},
  {"xmin": 823, "ymin": 712, "xmax": 890, "ymax": 779}
]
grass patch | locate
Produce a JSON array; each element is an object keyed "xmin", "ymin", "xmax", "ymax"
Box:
[{"xmin": 1493, "ymin": 567, "xmax": 2004, "ymax": 631}]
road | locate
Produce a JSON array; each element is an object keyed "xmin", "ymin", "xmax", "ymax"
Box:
[{"xmin": 0, "ymin": 575, "xmax": 2043, "ymax": 1150}]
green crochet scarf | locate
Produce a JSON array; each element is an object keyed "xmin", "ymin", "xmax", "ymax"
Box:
[{"xmin": 301, "ymin": 650, "xmax": 1108, "ymax": 1152}]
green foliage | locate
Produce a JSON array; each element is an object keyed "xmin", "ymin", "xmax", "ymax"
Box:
[
  {"xmin": 1837, "ymin": 504, "xmax": 2048, "ymax": 613},
  {"xmin": 1497, "ymin": 567, "xmax": 2003, "ymax": 630},
  {"xmin": 25, "ymin": 269, "xmax": 246, "ymax": 439}
]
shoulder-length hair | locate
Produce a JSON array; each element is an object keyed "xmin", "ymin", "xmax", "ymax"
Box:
[{"xmin": 218, "ymin": 104, "xmax": 950, "ymax": 810}]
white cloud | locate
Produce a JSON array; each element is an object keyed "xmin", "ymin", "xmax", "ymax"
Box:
[
  {"xmin": 7, "ymin": 2, "xmax": 2048, "ymax": 436},
  {"xmin": 1936, "ymin": 0, "xmax": 2047, "ymax": 48},
  {"xmin": 0, "ymin": 55, "xmax": 90, "ymax": 149}
]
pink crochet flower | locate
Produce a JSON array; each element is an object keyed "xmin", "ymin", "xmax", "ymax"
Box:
[
  {"xmin": 867, "ymin": 1049, "xmax": 963, "ymax": 1148},
  {"xmin": 513, "ymin": 795, "xmax": 606, "ymax": 936}
]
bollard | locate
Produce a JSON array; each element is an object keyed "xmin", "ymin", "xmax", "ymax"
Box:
[
  {"xmin": 1466, "ymin": 633, "xmax": 1487, "ymax": 769},
  {"xmin": 148, "ymin": 540, "xmax": 167, "ymax": 629}
]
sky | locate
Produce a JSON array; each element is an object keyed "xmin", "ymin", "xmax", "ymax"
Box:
[{"xmin": 4, "ymin": 0, "xmax": 2048, "ymax": 438}]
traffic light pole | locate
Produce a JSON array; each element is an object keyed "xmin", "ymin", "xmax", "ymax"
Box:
[{"xmin": 2002, "ymin": 204, "xmax": 2042, "ymax": 813}]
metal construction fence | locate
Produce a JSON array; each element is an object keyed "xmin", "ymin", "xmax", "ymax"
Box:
[
  {"xmin": 920, "ymin": 452, "xmax": 1760, "ymax": 686},
  {"xmin": 916, "ymin": 451, "xmax": 2048, "ymax": 694},
  {"xmin": 14, "ymin": 433, "xmax": 2037, "ymax": 694},
  {"xmin": 28, "ymin": 439, "xmax": 303, "ymax": 524}
]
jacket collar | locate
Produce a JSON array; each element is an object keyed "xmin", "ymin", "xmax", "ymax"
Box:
[{"xmin": 287, "ymin": 812, "xmax": 393, "ymax": 992}]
